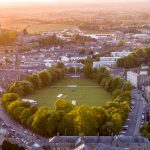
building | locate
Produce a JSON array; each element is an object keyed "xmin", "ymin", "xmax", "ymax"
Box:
[
  {"xmin": 111, "ymin": 51, "xmax": 131, "ymax": 57},
  {"xmin": 93, "ymin": 50, "xmax": 131, "ymax": 69},
  {"xmin": 93, "ymin": 57, "xmax": 120, "ymax": 68},
  {"xmin": 127, "ymin": 66, "xmax": 150, "ymax": 88},
  {"xmin": 144, "ymin": 86, "xmax": 150, "ymax": 102},
  {"xmin": 43, "ymin": 59, "xmax": 54, "ymax": 68},
  {"xmin": 49, "ymin": 135, "xmax": 150, "ymax": 150},
  {"xmin": 127, "ymin": 71, "xmax": 150, "ymax": 88},
  {"xmin": 60, "ymin": 56, "xmax": 70, "ymax": 62},
  {"xmin": 70, "ymin": 56, "xmax": 87, "ymax": 61},
  {"xmin": 65, "ymin": 63, "xmax": 84, "ymax": 69}
]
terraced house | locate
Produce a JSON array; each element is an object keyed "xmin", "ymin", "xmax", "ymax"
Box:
[{"xmin": 49, "ymin": 135, "xmax": 150, "ymax": 150}]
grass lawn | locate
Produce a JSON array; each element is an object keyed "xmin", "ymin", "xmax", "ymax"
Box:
[
  {"xmin": 25, "ymin": 78, "xmax": 112, "ymax": 108},
  {"xmin": 27, "ymin": 23, "xmax": 76, "ymax": 33}
]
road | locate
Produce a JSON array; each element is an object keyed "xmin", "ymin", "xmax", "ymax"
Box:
[
  {"xmin": 125, "ymin": 89, "xmax": 144, "ymax": 136},
  {"xmin": 0, "ymin": 104, "xmax": 48, "ymax": 148}
]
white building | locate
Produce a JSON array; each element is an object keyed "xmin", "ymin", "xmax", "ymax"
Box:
[
  {"xmin": 60, "ymin": 56, "xmax": 70, "ymax": 62},
  {"xmin": 83, "ymin": 34, "xmax": 114, "ymax": 40},
  {"xmin": 127, "ymin": 71, "xmax": 139, "ymax": 87},
  {"xmin": 111, "ymin": 51, "xmax": 131, "ymax": 57},
  {"xmin": 43, "ymin": 59, "xmax": 54, "ymax": 68},
  {"xmin": 144, "ymin": 86, "xmax": 150, "ymax": 102},
  {"xmin": 70, "ymin": 56, "xmax": 87, "ymax": 61},
  {"xmin": 93, "ymin": 50, "xmax": 131, "ymax": 69},
  {"xmin": 93, "ymin": 57, "xmax": 120, "ymax": 68},
  {"xmin": 127, "ymin": 69, "xmax": 150, "ymax": 88}
]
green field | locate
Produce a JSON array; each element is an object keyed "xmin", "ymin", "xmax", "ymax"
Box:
[
  {"xmin": 26, "ymin": 78, "xmax": 112, "ymax": 108},
  {"xmin": 27, "ymin": 23, "xmax": 76, "ymax": 33}
]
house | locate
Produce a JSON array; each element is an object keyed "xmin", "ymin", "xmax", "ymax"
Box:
[
  {"xmin": 144, "ymin": 86, "xmax": 150, "ymax": 102},
  {"xmin": 127, "ymin": 66, "xmax": 150, "ymax": 88},
  {"xmin": 70, "ymin": 56, "xmax": 87, "ymax": 61},
  {"xmin": 48, "ymin": 135, "xmax": 150, "ymax": 150},
  {"xmin": 60, "ymin": 56, "xmax": 70, "ymax": 62},
  {"xmin": 127, "ymin": 71, "xmax": 150, "ymax": 88},
  {"xmin": 111, "ymin": 51, "xmax": 131, "ymax": 57},
  {"xmin": 43, "ymin": 59, "xmax": 54, "ymax": 68}
]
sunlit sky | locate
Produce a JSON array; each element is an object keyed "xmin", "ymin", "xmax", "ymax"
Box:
[{"xmin": 0, "ymin": 0, "xmax": 147, "ymax": 3}]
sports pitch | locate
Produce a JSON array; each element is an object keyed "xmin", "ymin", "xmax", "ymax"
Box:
[{"xmin": 26, "ymin": 78, "xmax": 112, "ymax": 108}]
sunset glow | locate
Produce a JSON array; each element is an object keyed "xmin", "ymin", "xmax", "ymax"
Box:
[
  {"xmin": 0, "ymin": 0, "xmax": 146, "ymax": 3},
  {"xmin": 0, "ymin": 0, "xmax": 58, "ymax": 3}
]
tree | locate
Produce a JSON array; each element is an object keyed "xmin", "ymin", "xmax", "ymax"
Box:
[
  {"xmin": 83, "ymin": 63, "xmax": 93, "ymax": 79},
  {"xmin": 55, "ymin": 62, "xmax": 65, "ymax": 69},
  {"xmin": 21, "ymin": 80, "xmax": 34, "ymax": 95},
  {"xmin": 2, "ymin": 140, "xmax": 11, "ymax": 150},
  {"xmin": 92, "ymin": 106, "xmax": 108, "ymax": 133},
  {"xmin": 19, "ymin": 108, "xmax": 33, "ymax": 124},
  {"xmin": 47, "ymin": 111, "xmax": 63, "ymax": 136},
  {"xmin": 68, "ymin": 67, "xmax": 75, "ymax": 73},
  {"xmin": 1, "ymin": 93, "xmax": 19, "ymax": 108},
  {"xmin": 7, "ymin": 100, "xmax": 22, "ymax": 115},
  {"xmin": 110, "ymin": 113, "xmax": 123, "ymax": 134},
  {"xmin": 76, "ymin": 106, "xmax": 97, "ymax": 135},
  {"xmin": 55, "ymin": 99, "xmax": 75, "ymax": 114},
  {"xmin": 23, "ymin": 28, "xmax": 28, "ymax": 35},
  {"xmin": 13, "ymin": 106, "xmax": 26, "ymax": 121},
  {"xmin": 7, "ymin": 82, "xmax": 24, "ymax": 96},
  {"xmin": 19, "ymin": 106, "xmax": 38, "ymax": 125},
  {"xmin": 31, "ymin": 107, "xmax": 50, "ymax": 135},
  {"xmin": 118, "ymin": 40, "xmax": 125, "ymax": 46},
  {"xmin": 38, "ymin": 70, "xmax": 51, "ymax": 86},
  {"xmin": 7, "ymin": 81, "xmax": 33, "ymax": 96},
  {"xmin": 0, "ymin": 30, "xmax": 17, "ymax": 45},
  {"xmin": 140, "ymin": 123, "xmax": 150, "ymax": 140},
  {"xmin": 123, "ymin": 82, "xmax": 132, "ymax": 91},
  {"xmin": 79, "ymin": 49, "xmax": 86, "ymax": 55},
  {"xmin": 25, "ymin": 74, "xmax": 41, "ymax": 90},
  {"xmin": 96, "ymin": 67, "xmax": 110, "ymax": 84},
  {"xmin": 2, "ymin": 140, "xmax": 25, "ymax": 150},
  {"xmin": 58, "ymin": 110, "xmax": 78, "ymax": 136},
  {"xmin": 117, "ymin": 47, "xmax": 150, "ymax": 68}
]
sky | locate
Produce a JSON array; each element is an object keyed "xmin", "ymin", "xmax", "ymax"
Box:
[{"xmin": 0, "ymin": 0, "xmax": 147, "ymax": 3}]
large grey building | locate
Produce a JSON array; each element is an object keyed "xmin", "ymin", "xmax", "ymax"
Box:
[
  {"xmin": 49, "ymin": 135, "xmax": 150, "ymax": 150},
  {"xmin": 127, "ymin": 66, "xmax": 150, "ymax": 89}
]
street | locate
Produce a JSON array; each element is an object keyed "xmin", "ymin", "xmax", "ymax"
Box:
[
  {"xmin": 124, "ymin": 89, "xmax": 144, "ymax": 136},
  {"xmin": 0, "ymin": 104, "xmax": 48, "ymax": 148}
]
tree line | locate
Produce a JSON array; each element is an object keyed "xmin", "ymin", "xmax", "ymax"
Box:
[
  {"xmin": 73, "ymin": 34, "xmax": 97, "ymax": 42},
  {"xmin": 7, "ymin": 63, "xmax": 65, "ymax": 96},
  {"xmin": 117, "ymin": 47, "xmax": 150, "ymax": 68},
  {"xmin": 38, "ymin": 34, "xmax": 64, "ymax": 47},
  {"xmin": 140, "ymin": 122, "xmax": 150, "ymax": 140},
  {"xmin": 2, "ymin": 140, "xmax": 25, "ymax": 150},
  {"xmin": 1, "ymin": 64, "xmax": 132, "ymax": 137},
  {"xmin": 79, "ymin": 23, "xmax": 99, "ymax": 31},
  {"xmin": 0, "ymin": 30, "xmax": 17, "ymax": 45}
]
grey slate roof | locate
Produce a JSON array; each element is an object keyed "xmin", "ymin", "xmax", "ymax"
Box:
[
  {"xmin": 49, "ymin": 135, "xmax": 149, "ymax": 144},
  {"xmin": 49, "ymin": 136, "xmax": 79, "ymax": 143},
  {"xmin": 95, "ymin": 144, "xmax": 130, "ymax": 150},
  {"xmin": 114, "ymin": 135, "xmax": 149, "ymax": 144}
]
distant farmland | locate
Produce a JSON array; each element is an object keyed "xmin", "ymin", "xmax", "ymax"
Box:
[{"xmin": 26, "ymin": 24, "xmax": 77, "ymax": 33}]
